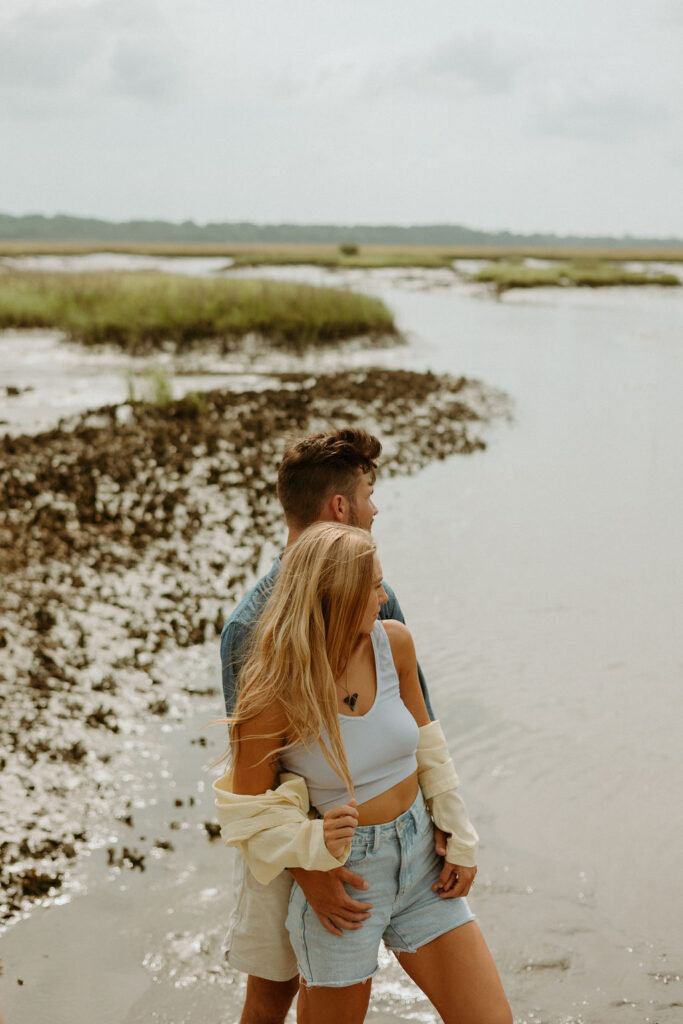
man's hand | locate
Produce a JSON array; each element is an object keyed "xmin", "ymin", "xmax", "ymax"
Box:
[
  {"xmin": 289, "ymin": 866, "xmax": 373, "ymax": 937},
  {"xmin": 432, "ymin": 860, "xmax": 477, "ymax": 898}
]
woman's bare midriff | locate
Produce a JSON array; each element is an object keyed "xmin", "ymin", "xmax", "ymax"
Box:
[{"xmin": 355, "ymin": 772, "xmax": 419, "ymax": 826}]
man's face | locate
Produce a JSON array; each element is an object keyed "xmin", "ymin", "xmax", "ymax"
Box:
[{"xmin": 347, "ymin": 471, "xmax": 378, "ymax": 531}]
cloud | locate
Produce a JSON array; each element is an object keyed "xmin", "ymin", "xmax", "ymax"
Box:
[
  {"xmin": 659, "ymin": 0, "xmax": 683, "ymax": 27},
  {"xmin": 105, "ymin": 37, "xmax": 183, "ymax": 100},
  {"xmin": 0, "ymin": 4, "xmax": 88, "ymax": 91},
  {"xmin": 531, "ymin": 87, "xmax": 668, "ymax": 143},
  {"xmin": 0, "ymin": 0, "xmax": 186, "ymax": 117},
  {"xmin": 395, "ymin": 32, "xmax": 527, "ymax": 96},
  {"xmin": 271, "ymin": 30, "xmax": 532, "ymax": 105}
]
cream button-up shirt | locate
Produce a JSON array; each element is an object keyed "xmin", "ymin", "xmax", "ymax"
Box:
[{"xmin": 213, "ymin": 771, "xmax": 350, "ymax": 885}]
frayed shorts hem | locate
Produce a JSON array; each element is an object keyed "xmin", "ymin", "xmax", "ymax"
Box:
[
  {"xmin": 384, "ymin": 912, "xmax": 476, "ymax": 956},
  {"xmin": 298, "ymin": 965, "xmax": 378, "ymax": 989}
]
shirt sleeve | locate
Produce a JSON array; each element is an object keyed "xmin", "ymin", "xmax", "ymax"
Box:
[
  {"xmin": 417, "ymin": 721, "xmax": 478, "ymax": 866},
  {"xmin": 220, "ymin": 619, "xmax": 250, "ymax": 717},
  {"xmin": 213, "ymin": 772, "xmax": 350, "ymax": 884},
  {"xmin": 380, "ymin": 581, "xmax": 436, "ymax": 721}
]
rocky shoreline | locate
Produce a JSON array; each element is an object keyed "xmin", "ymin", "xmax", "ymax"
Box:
[{"xmin": 0, "ymin": 366, "xmax": 509, "ymax": 926}]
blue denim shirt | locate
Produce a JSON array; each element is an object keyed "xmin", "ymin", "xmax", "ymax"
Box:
[{"xmin": 220, "ymin": 558, "xmax": 435, "ymax": 721}]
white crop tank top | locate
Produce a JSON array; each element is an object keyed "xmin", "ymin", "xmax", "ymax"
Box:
[{"xmin": 280, "ymin": 620, "xmax": 419, "ymax": 814}]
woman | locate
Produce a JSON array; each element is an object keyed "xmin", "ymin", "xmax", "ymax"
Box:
[{"xmin": 214, "ymin": 523, "xmax": 511, "ymax": 1023}]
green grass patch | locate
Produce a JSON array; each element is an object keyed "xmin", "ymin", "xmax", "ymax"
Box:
[
  {"xmin": 126, "ymin": 367, "xmax": 174, "ymax": 406},
  {"xmin": 473, "ymin": 260, "xmax": 681, "ymax": 292},
  {"xmin": 0, "ymin": 270, "xmax": 397, "ymax": 352}
]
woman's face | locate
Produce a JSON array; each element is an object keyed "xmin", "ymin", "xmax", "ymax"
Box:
[{"xmin": 359, "ymin": 554, "xmax": 388, "ymax": 634}]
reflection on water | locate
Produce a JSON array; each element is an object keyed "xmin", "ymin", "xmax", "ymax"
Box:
[{"xmin": 1, "ymin": 258, "xmax": 681, "ymax": 1022}]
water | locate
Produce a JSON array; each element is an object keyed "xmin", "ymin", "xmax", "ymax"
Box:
[
  {"xmin": 370, "ymin": 283, "xmax": 683, "ymax": 1020},
  {"xmin": 1, "ymin": 261, "xmax": 681, "ymax": 1022}
]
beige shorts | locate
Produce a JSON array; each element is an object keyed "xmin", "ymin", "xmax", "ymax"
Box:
[{"xmin": 223, "ymin": 848, "xmax": 298, "ymax": 981}]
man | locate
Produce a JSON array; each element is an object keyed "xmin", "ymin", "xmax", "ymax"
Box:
[{"xmin": 220, "ymin": 427, "xmax": 438, "ymax": 1024}]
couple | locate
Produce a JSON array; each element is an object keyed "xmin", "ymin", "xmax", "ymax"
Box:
[{"xmin": 214, "ymin": 429, "xmax": 511, "ymax": 1023}]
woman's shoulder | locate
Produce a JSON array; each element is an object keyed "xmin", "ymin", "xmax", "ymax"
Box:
[
  {"xmin": 239, "ymin": 697, "xmax": 289, "ymax": 739},
  {"xmin": 380, "ymin": 617, "xmax": 410, "ymax": 637},
  {"xmin": 379, "ymin": 618, "xmax": 415, "ymax": 662}
]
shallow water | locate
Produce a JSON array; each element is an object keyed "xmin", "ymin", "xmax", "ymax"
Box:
[
  {"xmin": 369, "ymin": 282, "xmax": 683, "ymax": 1020},
  {"xmin": 1, "ymin": 261, "xmax": 682, "ymax": 1022}
]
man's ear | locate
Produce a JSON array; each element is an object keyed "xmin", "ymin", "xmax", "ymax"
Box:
[{"xmin": 327, "ymin": 493, "xmax": 348, "ymax": 523}]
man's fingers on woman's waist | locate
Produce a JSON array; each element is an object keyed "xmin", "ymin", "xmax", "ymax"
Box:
[
  {"xmin": 316, "ymin": 908, "xmax": 368, "ymax": 935},
  {"xmin": 337, "ymin": 867, "xmax": 370, "ymax": 891},
  {"xmin": 329, "ymin": 914, "xmax": 365, "ymax": 931},
  {"xmin": 334, "ymin": 888, "xmax": 373, "ymax": 912},
  {"xmin": 336, "ymin": 893, "xmax": 373, "ymax": 913},
  {"xmin": 328, "ymin": 872, "xmax": 372, "ymax": 909},
  {"xmin": 319, "ymin": 916, "xmax": 343, "ymax": 937},
  {"xmin": 339, "ymin": 891, "xmax": 373, "ymax": 911}
]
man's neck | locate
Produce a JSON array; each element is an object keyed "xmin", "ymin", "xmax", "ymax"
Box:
[
  {"xmin": 284, "ymin": 525, "xmax": 306, "ymax": 551},
  {"xmin": 285, "ymin": 507, "xmax": 347, "ymax": 552}
]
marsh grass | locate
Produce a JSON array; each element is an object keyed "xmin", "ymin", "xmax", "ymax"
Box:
[
  {"xmin": 473, "ymin": 260, "xmax": 681, "ymax": 292},
  {"xmin": 2, "ymin": 240, "xmax": 683, "ymax": 263},
  {"xmin": 0, "ymin": 270, "xmax": 397, "ymax": 351},
  {"xmin": 226, "ymin": 249, "xmax": 455, "ymax": 270},
  {"xmin": 126, "ymin": 367, "xmax": 174, "ymax": 406}
]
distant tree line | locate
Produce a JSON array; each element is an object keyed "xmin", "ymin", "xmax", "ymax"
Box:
[{"xmin": 1, "ymin": 212, "xmax": 681, "ymax": 248}]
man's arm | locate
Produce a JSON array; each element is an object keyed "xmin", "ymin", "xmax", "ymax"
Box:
[
  {"xmin": 220, "ymin": 619, "xmax": 249, "ymax": 716},
  {"xmin": 380, "ymin": 580, "xmax": 436, "ymax": 721}
]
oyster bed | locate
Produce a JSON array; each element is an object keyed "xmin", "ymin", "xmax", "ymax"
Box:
[{"xmin": 0, "ymin": 366, "xmax": 508, "ymax": 925}]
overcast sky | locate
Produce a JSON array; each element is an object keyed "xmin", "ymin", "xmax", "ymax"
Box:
[{"xmin": 1, "ymin": 0, "xmax": 682, "ymax": 235}]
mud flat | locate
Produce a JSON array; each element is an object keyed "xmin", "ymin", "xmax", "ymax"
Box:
[{"xmin": 0, "ymin": 366, "xmax": 509, "ymax": 927}]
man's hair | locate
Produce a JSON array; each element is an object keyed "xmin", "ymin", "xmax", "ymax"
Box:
[{"xmin": 277, "ymin": 428, "xmax": 382, "ymax": 527}]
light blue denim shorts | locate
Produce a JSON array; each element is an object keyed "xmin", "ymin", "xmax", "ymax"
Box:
[{"xmin": 285, "ymin": 789, "xmax": 475, "ymax": 987}]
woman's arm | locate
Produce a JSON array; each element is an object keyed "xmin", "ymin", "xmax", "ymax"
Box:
[
  {"xmin": 231, "ymin": 704, "xmax": 286, "ymax": 796},
  {"xmin": 214, "ymin": 704, "xmax": 355, "ymax": 883},
  {"xmin": 232, "ymin": 705, "xmax": 357, "ymax": 857},
  {"xmin": 383, "ymin": 618, "xmax": 430, "ymax": 726}
]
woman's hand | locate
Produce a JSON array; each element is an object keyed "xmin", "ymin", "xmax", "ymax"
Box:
[
  {"xmin": 323, "ymin": 799, "xmax": 359, "ymax": 858},
  {"xmin": 432, "ymin": 860, "xmax": 477, "ymax": 898}
]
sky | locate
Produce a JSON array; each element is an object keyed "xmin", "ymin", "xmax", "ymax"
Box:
[{"xmin": 1, "ymin": 0, "xmax": 682, "ymax": 236}]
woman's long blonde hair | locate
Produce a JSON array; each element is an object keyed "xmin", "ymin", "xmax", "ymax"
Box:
[{"xmin": 230, "ymin": 522, "xmax": 377, "ymax": 795}]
